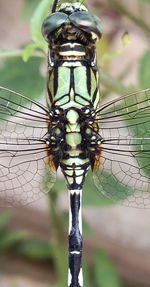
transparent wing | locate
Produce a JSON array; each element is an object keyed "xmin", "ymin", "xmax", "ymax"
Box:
[
  {"xmin": 93, "ymin": 88, "xmax": 150, "ymax": 208},
  {"xmin": 0, "ymin": 87, "xmax": 56, "ymax": 207}
]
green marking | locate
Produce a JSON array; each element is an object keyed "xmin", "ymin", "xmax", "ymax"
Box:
[
  {"xmin": 67, "ymin": 110, "xmax": 79, "ymax": 123},
  {"xmin": 55, "ymin": 67, "xmax": 70, "ymax": 101},
  {"xmin": 62, "ymin": 157, "xmax": 88, "ymax": 166},
  {"xmin": 74, "ymin": 66, "xmax": 90, "ymax": 104},
  {"xmin": 66, "ymin": 110, "xmax": 80, "ymax": 132},
  {"xmin": 91, "ymin": 69, "xmax": 97, "ymax": 96},
  {"xmin": 66, "ymin": 133, "xmax": 82, "ymax": 146},
  {"xmin": 55, "ymin": 128, "xmax": 61, "ymax": 135},
  {"xmin": 76, "ymin": 96, "xmax": 89, "ymax": 105}
]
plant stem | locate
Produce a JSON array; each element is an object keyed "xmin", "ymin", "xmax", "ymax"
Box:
[
  {"xmin": 0, "ymin": 49, "xmax": 44, "ymax": 59},
  {"xmin": 100, "ymin": 68, "xmax": 135, "ymax": 95},
  {"xmin": 107, "ymin": 0, "xmax": 150, "ymax": 34}
]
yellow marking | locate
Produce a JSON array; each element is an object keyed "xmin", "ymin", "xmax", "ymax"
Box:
[
  {"xmin": 70, "ymin": 88, "xmax": 75, "ymax": 102},
  {"xmin": 67, "ymin": 150, "xmax": 81, "ymax": 156},
  {"xmin": 61, "ymin": 43, "xmax": 83, "ymax": 48},
  {"xmin": 67, "ymin": 177, "xmax": 74, "ymax": 184},
  {"xmin": 46, "ymin": 92, "xmax": 51, "ymax": 107},
  {"xmin": 59, "ymin": 51, "xmax": 85, "ymax": 56},
  {"xmin": 65, "ymin": 170, "xmax": 74, "ymax": 176},
  {"xmin": 91, "ymin": 136, "xmax": 96, "ymax": 140},
  {"xmin": 86, "ymin": 128, "xmax": 91, "ymax": 135},
  {"xmin": 55, "ymin": 128, "xmax": 61, "ymax": 135},
  {"xmin": 61, "ymin": 100, "xmax": 83, "ymax": 109},
  {"xmin": 91, "ymin": 32, "xmax": 99, "ymax": 41}
]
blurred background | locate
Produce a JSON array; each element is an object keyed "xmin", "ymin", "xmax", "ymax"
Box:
[{"xmin": 0, "ymin": 0, "xmax": 150, "ymax": 286}]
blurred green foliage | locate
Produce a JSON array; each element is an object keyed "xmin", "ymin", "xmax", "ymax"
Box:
[
  {"xmin": 0, "ymin": 0, "xmax": 150, "ymax": 286},
  {"xmin": 94, "ymin": 249, "xmax": 122, "ymax": 287},
  {"xmin": 0, "ymin": 57, "xmax": 45, "ymax": 96},
  {"xmin": 0, "ymin": 211, "xmax": 28, "ymax": 251},
  {"xmin": 139, "ymin": 49, "xmax": 150, "ymax": 89}
]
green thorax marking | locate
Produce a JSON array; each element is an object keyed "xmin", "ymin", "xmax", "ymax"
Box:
[{"xmin": 47, "ymin": 63, "xmax": 100, "ymax": 109}]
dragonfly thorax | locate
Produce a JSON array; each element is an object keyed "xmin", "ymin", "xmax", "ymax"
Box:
[{"xmin": 46, "ymin": 104, "xmax": 102, "ymax": 188}]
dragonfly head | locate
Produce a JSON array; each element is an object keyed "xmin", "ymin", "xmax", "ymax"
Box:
[{"xmin": 42, "ymin": 3, "xmax": 103, "ymax": 44}]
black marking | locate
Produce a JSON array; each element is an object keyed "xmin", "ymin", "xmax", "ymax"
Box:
[
  {"xmin": 60, "ymin": 43, "xmax": 85, "ymax": 53},
  {"xmin": 54, "ymin": 93, "xmax": 70, "ymax": 105},
  {"xmin": 69, "ymin": 192, "xmax": 82, "ymax": 287},
  {"xmin": 70, "ymin": 67, "xmax": 75, "ymax": 93},
  {"xmin": 69, "ymin": 193, "xmax": 82, "ymax": 252},
  {"xmin": 60, "ymin": 162, "xmax": 89, "ymax": 190},
  {"xmin": 86, "ymin": 66, "xmax": 91, "ymax": 95},
  {"xmin": 47, "ymin": 85, "xmax": 53, "ymax": 105},
  {"xmin": 92, "ymin": 86, "xmax": 99, "ymax": 104},
  {"xmin": 69, "ymin": 254, "xmax": 82, "ymax": 287},
  {"xmin": 54, "ymin": 66, "xmax": 58, "ymax": 95}
]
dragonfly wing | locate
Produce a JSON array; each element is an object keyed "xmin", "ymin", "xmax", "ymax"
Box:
[
  {"xmin": 0, "ymin": 87, "xmax": 56, "ymax": 207},
  {"xmin": 93, "ymin": 88, "xmax": 150, "ymax": 208}
]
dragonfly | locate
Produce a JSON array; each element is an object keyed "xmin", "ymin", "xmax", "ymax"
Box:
[{"xmin": 0, "ymin": 0, "xmax": 150, "ymax": 286}]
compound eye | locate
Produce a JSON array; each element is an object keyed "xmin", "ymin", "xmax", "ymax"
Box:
[
  {"xmin": 42, "ymin": 12, "xmax": 68, "ymax": 41},
  {"xmin": 69, "ymin": 11, "xmax": 103, "ymax": 39}
]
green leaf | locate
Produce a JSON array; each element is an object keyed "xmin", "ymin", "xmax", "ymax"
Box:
[
  {"xmin": 83, "ymin": 171, "xmax": 112, "ymax": 206},
  {"xmin": 30, "ymin": 0, "xmax": 52, "ymax": 48},
  {"xmin": 0, "ymin": 230, "xmax": 28, "ymax": 251},
  {"xmin": 95, "ymin": 249, "xmax": 122, "ymax": 287},
  {"xmin": 53, "ymin": 177, "xmax": 67, "ymax": 193},
  {"xmin": 93, "ymin": 169, "xmax": 135, "ymax": 204},
  {"xmin": 123, "ymin": 89, "xmax": 150, "ymax": 179},
  {"xmin": 0, "ymin": 56, "xmax": 45, "ymax": 98},
  {"xmin": 139, "ymin": 49, "xmax": 150, "ymax": 88},
  {"xmin": 23, "ymin": 43, "xmax": 39, "ymax": 61},
  {"xmin": 140, "ymin": 0, "xmax": 150, "ymax": 3},
  {"xmin": 0, "ymin": 211, "xmax": 12, "ymax": 230},
  {"xmin": 15, "ymin": 239, "xmax": 53, "ymax": 260},
  {"xmin": 42, "ymin": 165, "xmax": 56, "ymax": 193}
]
